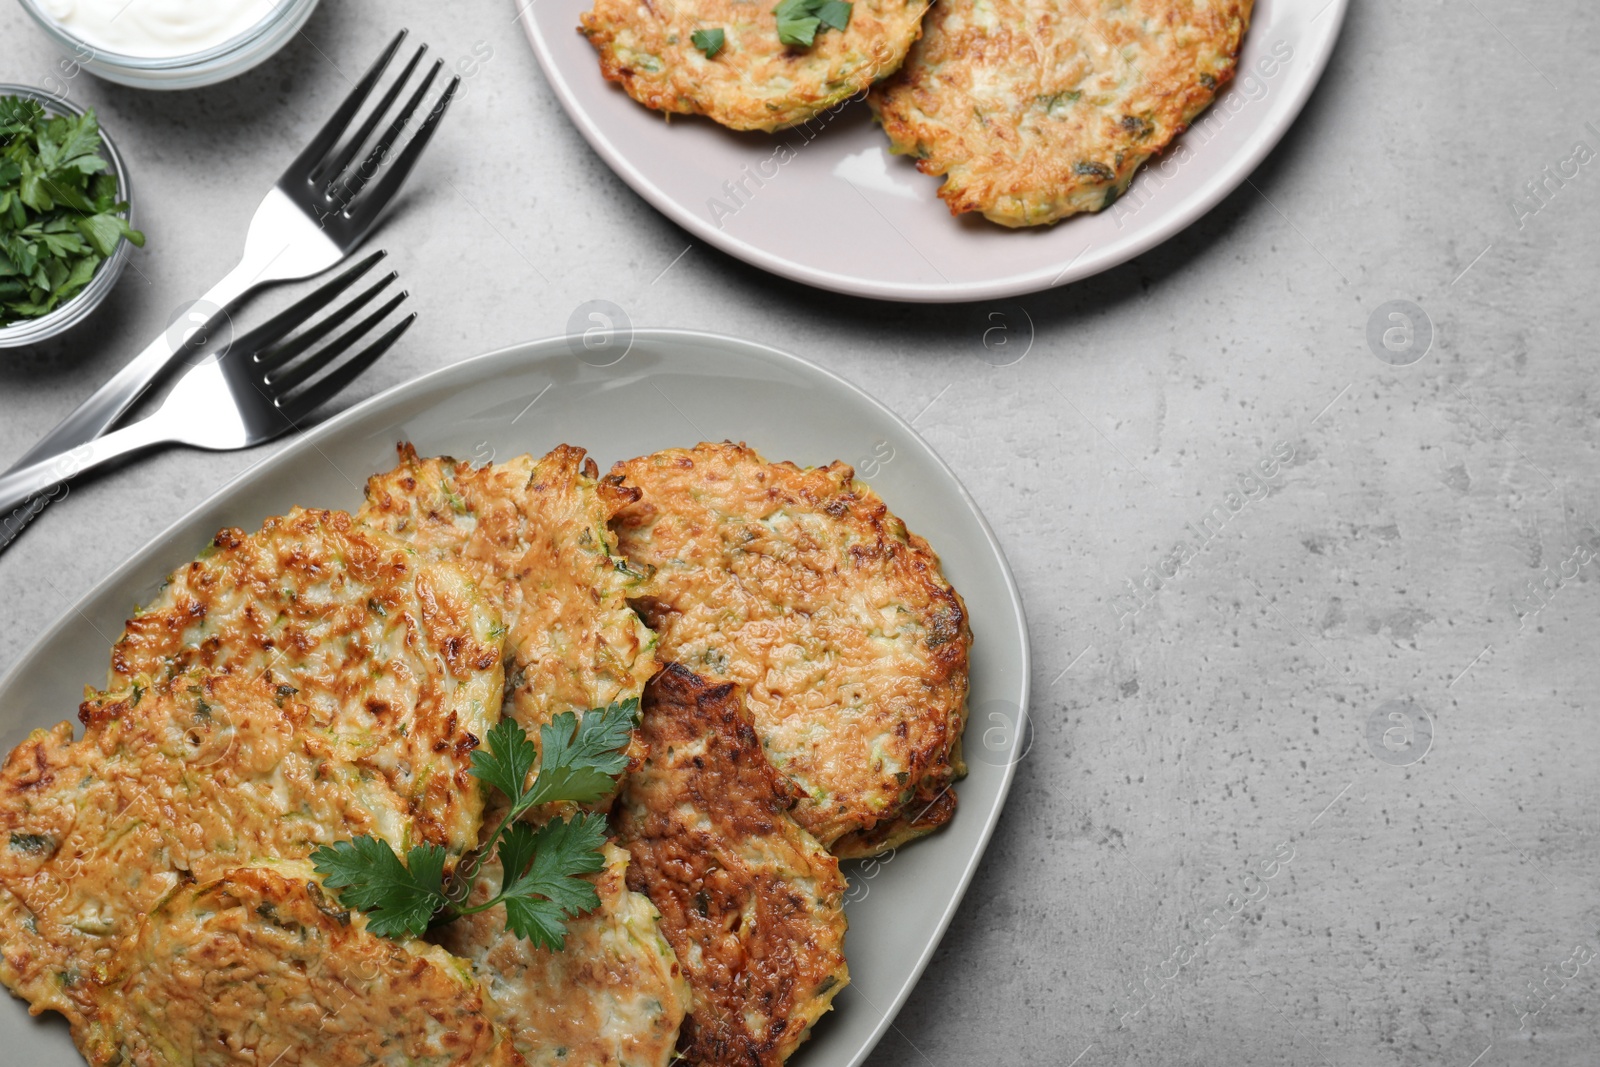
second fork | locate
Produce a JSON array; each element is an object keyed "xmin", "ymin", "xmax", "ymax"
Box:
[{"xmin": 0, "ymin": 252, "xmax": 414, "ymax": 532}]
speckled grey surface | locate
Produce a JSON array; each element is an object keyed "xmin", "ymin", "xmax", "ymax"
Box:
[{"xmin": 2, "ymin": 2, "xmax": 1598, "ymax": 1065}]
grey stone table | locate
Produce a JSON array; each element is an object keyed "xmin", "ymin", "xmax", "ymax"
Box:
[{"xmin": 3, "ymin": 2, "xmax": 1598, "ymax": 1065}]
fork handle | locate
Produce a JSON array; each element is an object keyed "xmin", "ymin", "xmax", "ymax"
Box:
[
  {"xmin": 0, "ymin": 417, "xmax": 170, "ymax": 527},
  {"xmin": 4, "ymin": 260, "xmax": 260, "ymax": 472}
]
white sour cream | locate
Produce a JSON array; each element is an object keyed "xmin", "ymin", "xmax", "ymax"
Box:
[{"xmin": 39, "ymin": 0, "xmax": 282, "ymax": 59}]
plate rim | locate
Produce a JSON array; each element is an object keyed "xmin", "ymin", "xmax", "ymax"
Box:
[
  {"xmin": 517, "ymin": 0, "xmax": 1350, "ymax": 303},
  {"xmin": 0, "ymin": 328, "xmax": 1032, "ymax": 1067}
]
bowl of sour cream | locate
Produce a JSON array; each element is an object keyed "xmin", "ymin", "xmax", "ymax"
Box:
[{"xmin": 18, "ymin": 0, "xmax": 321, "ymax": 90}]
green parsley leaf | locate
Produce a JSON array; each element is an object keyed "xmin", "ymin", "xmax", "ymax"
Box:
[
  {"xmin": 470, "ymin": 716, "xmax": 538, "ymax": 804},
  {"xmin": 45, "ymin": 110, "xmax": 108, "ymax": 176},
  {"xmin": 495, "ymin": 819, "xmax": 544, "ymax": 887},
  {"xmin": 502, "ymin": 892, "xmax": 570, "ymax": 951},
  {"xmin": 777, "ymin": 14, "xmax": 822, "ymax": 47},
  {"xmin": 773, "ymin": 0, "xmax": 851, "ymax": 46},
  {"xmin": 0, "ymin": 99, "xmax": 43, "ymax": 138},
  {"xmin": 0, "ymin": 95, "xmax": 143, "ymax": 327},
  {"xmin": 77, "ymin": 212, "xmax": 133, "ymax": 258},
  {"xmin": 317, "ymin": 702, "xmax": 635, "ymax": 948},
  {"xmin": 311, "ymin": 837, "xmax": 448, "ymax": 939},
  {"xmin": 816, "ymin": 0, "xmax": 852, "ymax": 30},
  {"xmin": 523, "ymin": 699, "xmax": 639, "ymax": 808},
  {"xmin": 498, "ymin": 814, "xmax": 609, "ymax": 950},
  {"xmin": 691, "ymin": 28, "xmax": 726, "ymax": 59}
]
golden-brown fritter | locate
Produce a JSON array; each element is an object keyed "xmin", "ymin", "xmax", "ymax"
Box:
[
  {"xmin": 579, "ymin": 0, "xmax": 930, "ymax": 133},
  {"xmin": 0, "ymin": 670, "xmax": 415, "ymax": 1031},
  {"xmin": 363, "ymin": 447, "xmax": 689, "ymax": 1064},
  {"xmin": 870, "ymin": 0, "xmax": 1253, "ymax": 226},
  {"xmin": 610, "ymin": 442, "xmax": 970, "ymax": 857},
  {"xmin": 359, "ymin": 445, "xmax": 658, "ymax": 740},
  {"xmin": 81, "ymin": 508, "xmax": 505, "ymax": 856},
  {"xmin": 433, "ymin": 841, "xmax": 690, "ymax": 1067},
  {"xmin": 614, "ymin": 665, "xmax": 848, "ymax": 1067},
  {"xmin": 77, "ymin": 863, "xmax": 523, "ymax": 1067}
]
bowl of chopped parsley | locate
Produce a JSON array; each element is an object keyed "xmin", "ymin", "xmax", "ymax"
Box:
[{"xmin": 0, "ymin": 84, "xmax": 142, "ymax": 348}]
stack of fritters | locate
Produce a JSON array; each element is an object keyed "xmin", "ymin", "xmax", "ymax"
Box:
[
  {"xmin": 0, "ymin": 508, "xmax": 524, "ymax": 1062},
  {"xmin": 0, "ymin": 474, "xmax": 675, "ymax": 1066},
  {"xmin": 0, "ymin": 669, "xmax": 424, "ymax": 1035},
  {"xmin": 357, "ymin": 444, "xmax": 690, "ymax": 1067},
  {"xmin": 579, "ymin": 0, "xmax": 1253, "ymax": 226},
  {"xmin": 0, "ymin": 439, "xmax": 972, "ymax": 1067}
]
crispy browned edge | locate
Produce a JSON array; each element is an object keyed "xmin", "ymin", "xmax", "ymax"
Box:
[
  {"xmin": 830, "ymin": 510, "xmax": 971, "ymax": 858},
  {"xmin": 615, "ymin": 664, "xmax": 849, "ymax": 1066},
  {"xmin": 372, "ymin": 443, "xmax": 644, "ymax": 523}
]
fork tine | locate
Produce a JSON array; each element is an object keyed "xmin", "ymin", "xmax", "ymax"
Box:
[
  {"xmin": 345, "ymin": 75, "xmax": 460, "ymax": 235},
  {"xmin": 257, "ymin": 271, "xmax": 398, "ymax": 374},
  {"xmin": 282, "ymin": 29, "xmax": 408, "ymax": 186},
  {"xmin": 268, "ymin": 290, "xmax": 409, "ymax": 399},
  {"xmin": 315, "ymin": 44, "xmax": 428, "ymax": 191},
  {"xmin": 332, "ymin": 59, "xmax": 443, "ymax": 206},
  {"xmin": 228, "ymin": 250, "xmax": 387, "ymax": 359},
  {"xmin": 277, "ymin": 311, "xmax": 416, "ymax": 424}
]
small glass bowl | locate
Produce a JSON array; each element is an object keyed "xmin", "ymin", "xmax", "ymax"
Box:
[
  {"xmin": 0, "ymin": 83, "xmax": 136, "ymax": 350},
  {"xmin": 16, "ymin": 0, "xmax": 321, "ymax": 91}
]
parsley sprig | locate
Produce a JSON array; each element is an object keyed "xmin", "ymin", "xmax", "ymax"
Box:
[
  {"xmin": 774, "ymin": 0, "xmax": 851, "ymax": 48},
  {"xmin": 0, "ymin": 96, "xmax": 144, "ymax": 326},
  {"xmin": 312, "ymin": 699, "xmax": 637, "ymax": 949}
]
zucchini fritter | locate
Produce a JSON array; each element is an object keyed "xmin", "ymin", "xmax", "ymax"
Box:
[
  {"xmin": 578, "ymin": 0, "xmax": 930, "ymax": 133},
  {"xmin": 870, "ymin": 0, "xmax": 1253, "ymax": 226},
  {"xmin": 433, "ymin": 841, "xmax": 690, "ymax": 1067},
  {"xmin": 615, "ymin": 665, "xmax": 848, "ymax": 1067},
  {"xmin": 81, "ymin": 508, "xmax": 505, "ymax": 856},
  {"xmin": 78, "ymin": 863, "xmax": 522, "ymax": 1067},
  {"xmin": 0, "ymin": 671, "xmax": 415, "ymax": 1031},
  {"xmin": 358, "ymin": 445, "xmax": 658, "ymax": 739},
  {"xmin": 610, "ymin": 443, "xmax": 970, "ymax": 857}
]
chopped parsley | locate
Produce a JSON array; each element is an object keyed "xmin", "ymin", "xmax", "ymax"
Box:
[
  {"xmin": 773, "ymin": 0, "xmax": 851, "ymax": 48},
  {"xmin": 691, "ymin": 28, "xmax": 726, "ymax": 59},
  {"xmin": 312, "ymin": 699, "xmax": 637, "ymax": 948},
  {"xmin": 0, "ymin": 95, "xmax": 143, "ymax": 326}
]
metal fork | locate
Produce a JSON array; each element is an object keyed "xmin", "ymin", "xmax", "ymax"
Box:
[
  {"xmin": 0, "ymin": 251, "xmax": 414, "ymax": 527},
  {"xmin": 4, "ymin": 28, "xmax": 456, "ymax": 474}
]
